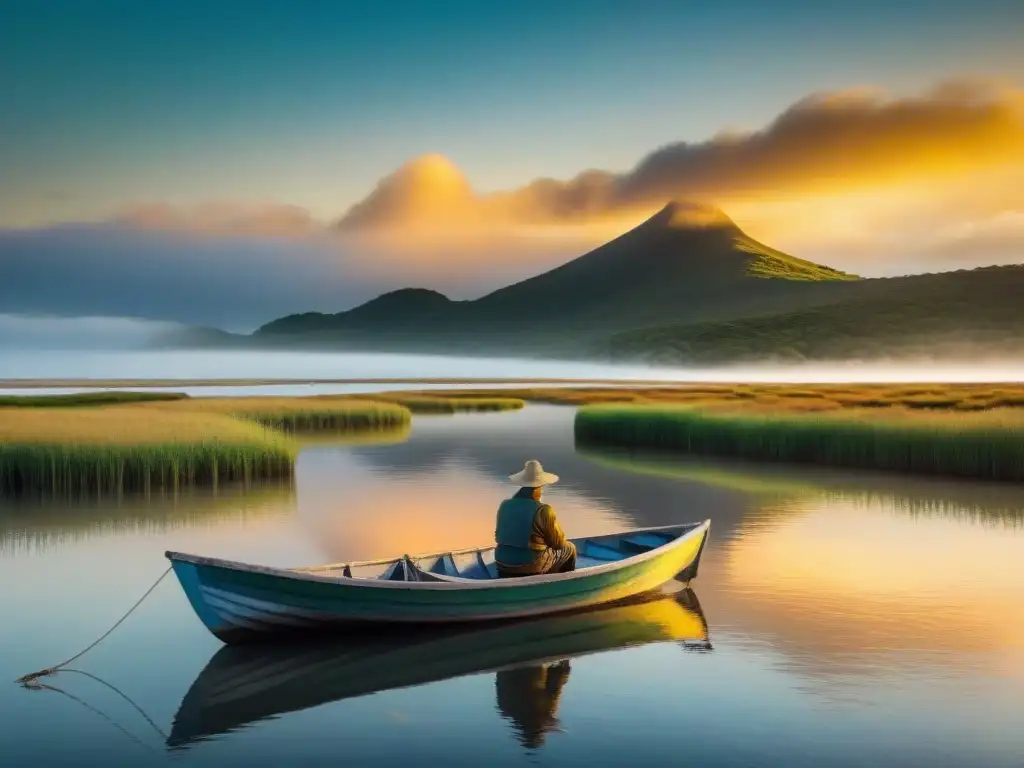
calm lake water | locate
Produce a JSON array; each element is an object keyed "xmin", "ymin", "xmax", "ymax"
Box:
[{"xmin": 3, "ymin": 405, "xmax": 1023, "ymax": 766}]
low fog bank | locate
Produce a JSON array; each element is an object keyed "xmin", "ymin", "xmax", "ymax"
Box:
[
  {"xmin": 0, "ymin": 314, "xmax": 189, "ymax": 351},
  {"xmin": 2, "ymin": 348, "xmax": 1024, "ymax": 384},
  {"xmin": 0, "ymin": 225, "xmax": 579, "ymax": 331}
]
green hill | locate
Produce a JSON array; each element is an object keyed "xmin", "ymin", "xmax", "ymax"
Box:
[
  {"xmin": 257, "ymin": 288, "xmax": 455, "ymax": 336},
  {"xmin": 603, "ymin": 265, "xmax": 1024, "ymax": 364},
  {"xmin": 254, "ymin": 201, "xmax": 860, "ymax": 353},
  {"xmin": 238, "ymin": 201, "xmax": 1023, "ymax": 363}
]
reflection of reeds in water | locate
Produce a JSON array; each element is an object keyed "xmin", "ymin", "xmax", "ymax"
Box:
[
  {"xmin": 0, "ymin": 480, "xmax": 297, "ymax": 554},
  {"xmin": 579, "ymin": 446, "xmax": 1024, "ymax": 527}
]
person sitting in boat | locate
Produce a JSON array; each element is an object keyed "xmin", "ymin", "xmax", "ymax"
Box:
[{"xmin": 494, "ymin": 460, "xmax": 577, "ymax": 578}]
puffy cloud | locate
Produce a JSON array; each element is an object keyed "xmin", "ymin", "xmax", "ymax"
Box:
[
  {"xmin": 4, "ymin": 78, "xmax": 1021, "ymax": 330},
  {"xmin": 336, "ymin": 78, "xmax": 1024, "ymax": 231}
]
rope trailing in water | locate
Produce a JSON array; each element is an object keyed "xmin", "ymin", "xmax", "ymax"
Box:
[
  {"xmin": 28, "ymin": 679, "xmax": 164, "ymax": 757},
  {"xmin": 15, "ymin": 565, "xmax": 173, "ymax": 687}
]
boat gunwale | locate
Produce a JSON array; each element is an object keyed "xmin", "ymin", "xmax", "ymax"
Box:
[{"xmin": 164, "ymin": 520, "xmax": 710, "ymax": 592}]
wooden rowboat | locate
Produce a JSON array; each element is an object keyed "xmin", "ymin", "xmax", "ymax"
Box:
[
  {"xmin": 167, "ymin": 587, "xmax": 711, "ymax": 749},
  {"xmin": 166, "ymin": 519, "xmax": 710, "ymax": 644}
]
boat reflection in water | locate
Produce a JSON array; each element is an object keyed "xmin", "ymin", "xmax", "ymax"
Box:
[{"xmin": 168, "ymin": 584, "xmax": 710, "ymax": 750}]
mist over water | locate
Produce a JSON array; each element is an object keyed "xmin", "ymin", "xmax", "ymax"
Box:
[
  {"xmin": 0, "ymin": 314, "xmax": 184, "ymax": 351},
  {"xmin": 2, "ymin": 348, "xmax": 1024, "ymax": 385}
]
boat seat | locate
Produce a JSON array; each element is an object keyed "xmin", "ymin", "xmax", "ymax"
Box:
[
  {"xmin": 576, "ymin": 555, "xmax": 613, "ymax": 569},
  {"xmin": 619, "ymin": 533, "xmax": 674, "ymax": 553},
  {"xmin": 582, "ymin": 542, "xmax": 626, "ymax": 561}
]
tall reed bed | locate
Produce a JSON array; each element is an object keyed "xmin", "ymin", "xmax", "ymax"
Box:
[
  {"xmin": 0, "ymin": 407, "xmax": 297, "ymax": 497},
  {"xmin": 574, "ymin": 405, "xmax": 1024, "ymax": 482},
  {"xmin": 159, "ymin": 397, "xmax": 412, "ymax": 432}
]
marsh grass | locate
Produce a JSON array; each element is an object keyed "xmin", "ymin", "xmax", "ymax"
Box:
[
  {"xmin": 0, "ymin": 391, "xmax": 189, "ymax": 407},
  {"xmin": 366, "ymin": 394, "xmax": 525, "ymax": 414},
  {"xmin": 156, "ymin": 397, "xmax": 412, "ymax": 431},
  {"xmin": 574, "ymin": 404, "xmax": 1024, "ymax": 482},
  {"xmin": 0, "ymin": 407, "xmax": 297, "ymax": 497},
  {"xmin": 0, "ymin": 396, "xmax": 417, "ymax": 496},
  {"xmin": 417, "ymin": 383, "xmax": 1024, "ymax": 413}
]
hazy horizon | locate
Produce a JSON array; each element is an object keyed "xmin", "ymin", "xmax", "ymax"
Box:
[{"xmin": 4, "ymin": 347, "xmax": 1024, "ymax": 386}]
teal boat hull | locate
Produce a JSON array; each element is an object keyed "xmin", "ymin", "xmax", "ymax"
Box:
[{"xmin": 166, "ymin": 520, "xmax": 710, "ymax": 644}]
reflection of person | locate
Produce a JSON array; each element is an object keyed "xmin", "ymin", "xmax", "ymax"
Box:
[
  {"xmin": 495, "ymin": 660, "xmax": 571, "ymax": 750},
  {"xmin": 494, "ymin": 460, "xmax": 576, "ymax": 578}
]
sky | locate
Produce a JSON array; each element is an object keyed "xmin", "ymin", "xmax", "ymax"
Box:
[{"xmin": 2, "ymin": 0, "xmax": 1023, "ymax": 328}]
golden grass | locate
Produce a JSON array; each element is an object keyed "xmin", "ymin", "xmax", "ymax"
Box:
[
  {"xmin": 150, "ymin": 396, "xmax": 412, "ymax": 431},
  {"xmin": 404, "ymin": 383, "xmax": 1024, "ymax": 413},
  {"xmin": 0, "ymin": 397, "xmax": 408, "ymax": 496},
  {"xmin": 0, "ymin": 406, "xmax": 276, "ymax": 445},
  {"xmin": 0, "ymin": 406, "xmax": 298, "ymax": 497}
]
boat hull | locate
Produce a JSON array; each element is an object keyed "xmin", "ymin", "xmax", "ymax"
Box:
[{"xmin": 168, "ymin": 520, "xmax": 709, "ymax": 643}]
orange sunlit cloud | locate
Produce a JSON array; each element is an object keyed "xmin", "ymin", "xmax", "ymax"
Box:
[{"xmin": 113, "ymin": 78, "xmax": 1024, "ymax": 277}]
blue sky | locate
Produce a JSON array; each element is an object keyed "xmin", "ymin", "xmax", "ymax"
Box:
[{"xmin": 3, "ymin": 0, "xmax": 1023, "ymax": 228}]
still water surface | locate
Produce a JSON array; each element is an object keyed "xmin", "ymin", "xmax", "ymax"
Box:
[{"xmin": 2, "ymin": 405, "xmax": 1023, "ymax": 766}]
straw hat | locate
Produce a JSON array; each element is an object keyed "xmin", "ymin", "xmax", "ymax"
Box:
[{"xmin": 509, "ymin": 459, "xmax": 559, "ymax": 488}]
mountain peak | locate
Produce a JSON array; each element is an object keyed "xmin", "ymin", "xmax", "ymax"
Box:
[{"xmin": 648, "ymin": 200, "xmax": 736, "ymax": 230}]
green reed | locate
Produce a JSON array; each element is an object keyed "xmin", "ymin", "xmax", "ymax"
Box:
[
  {"xmin": 0, "ymin": 438, "xmax": 297, "ymax": 498},
  {"xmin": 232, "ymin": 402, "xmax": 412, "ymax": 431},
  {"xmin": 574, "ymin": 405, "xmax": 1024, "ymax": 482},
  {"xmin": 0, "ymin": 391, "xmax": 190, "ymax": 407}
]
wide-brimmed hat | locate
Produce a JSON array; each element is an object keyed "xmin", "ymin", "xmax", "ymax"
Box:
[{"xmin": 509, "ymin": 459, "xmax": 559, "ymax": 488}]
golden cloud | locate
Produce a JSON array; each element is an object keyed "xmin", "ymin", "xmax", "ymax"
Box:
[
  {"xmin": 337, "ymin": 78, "xmax": 1024, "ymax": 231},
  {"xmin": 108, "ymin": 79, "xmax": 1023, "ymax": 278}
]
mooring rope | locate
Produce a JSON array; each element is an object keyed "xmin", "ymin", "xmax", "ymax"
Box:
[
  {"xmin": 29, "ymin": 679, "xmax": 164, "ymax": 757},
  {"xmin": 15, "ymin": 565, "xmax": 172, "ymax": 686}
]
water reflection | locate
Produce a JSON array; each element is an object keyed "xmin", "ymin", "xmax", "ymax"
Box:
[
  {"xmin": 167, "ymin": 587, "xmax": 710, "ymax": 752},
  {"xmin": 496, "ymin": 660, "xmax": 570, "ymax": 750},
  {"xmin": 580, "ymin": 445, "xmax": 1024, "ymax": 685},
  {"xmin": 0, "ymin": 481, "xmax": 297, "ymax": 555},
  {"xmin": 4, "ymin": 405, "xmax": 1024, "ymax": 766}
]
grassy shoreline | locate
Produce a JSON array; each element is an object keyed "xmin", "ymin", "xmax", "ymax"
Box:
[
  {"xmin": 6, "ymin": 382, "xmax": 1024, "ymax": 494},
  {"xmin": 574, "ymin": 405, "xmax": 1024, "ymax": 482},
  {"xmin": 152, "ymin": 396, "xmax": 412, "ymax": 431},
  {"xmin": 0, "ymin": 397, "xmax": 412, "ymax": 496},
  {"xmin": 0, "ymin": 407, "xmax": 299, "ymax": 496}
]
